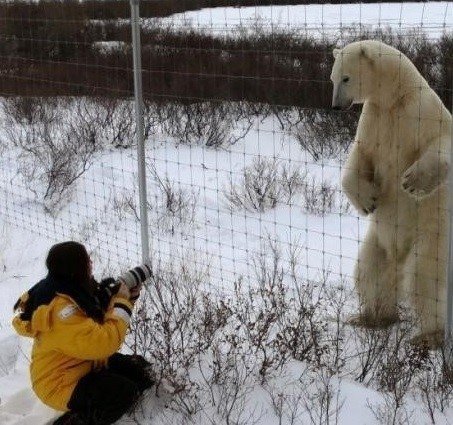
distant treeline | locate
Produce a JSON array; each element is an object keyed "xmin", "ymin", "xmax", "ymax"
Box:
[{"xmin": 0, "ymin": 1, "xmax": 451, "ymax": 109}]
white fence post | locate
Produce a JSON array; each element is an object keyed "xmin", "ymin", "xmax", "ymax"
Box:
[
  {"xmin": 446, "ymin": 77, "xmax": 453, "ymax": 359},
  {"xmin": 130, "ymin": 0, "xmax": 150, "ymax": 263}
]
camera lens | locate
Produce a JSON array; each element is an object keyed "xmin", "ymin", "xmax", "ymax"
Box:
[{"xmin": 117, "ymin": 263, "xmax": 152, "ymax": 288}]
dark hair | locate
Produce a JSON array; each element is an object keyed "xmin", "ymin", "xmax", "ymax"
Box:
[{"xmin": 46, "ymin": 241, "xmax": 92, "ymax": 291}]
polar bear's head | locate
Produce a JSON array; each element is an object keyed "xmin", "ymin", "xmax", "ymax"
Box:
[{"xmin": 330, "ymin": 40, "xmax": 415, "ymax": 109}]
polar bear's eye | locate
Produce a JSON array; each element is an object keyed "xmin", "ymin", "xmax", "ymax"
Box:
[{"xmin": 342, "ymin": 76, "xmax": 350, "ymax": 83}]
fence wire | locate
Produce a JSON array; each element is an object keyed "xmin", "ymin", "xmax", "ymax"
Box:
[{"xmin": 0, "ymin": 0, "xmax": 452, "ymax": 322}]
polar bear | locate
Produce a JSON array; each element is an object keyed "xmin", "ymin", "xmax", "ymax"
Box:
[{"xmin": 331, "ymin": 40, "xmax": 451, "ymax": 346}]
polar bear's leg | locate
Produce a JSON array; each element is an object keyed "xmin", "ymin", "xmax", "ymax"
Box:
[
  {"xmin": 405, "ymin": 233, "xmax": 446, "ymax": 346},
  {"xmin": 354, "ymin": 225, "xmax": 399, "ymax": 326}
]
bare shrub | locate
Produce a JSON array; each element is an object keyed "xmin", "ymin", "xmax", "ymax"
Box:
[
  {"xmin": 112, "ymin": 189, "xmax": 139, "ymax": 221},
  {"xmin": 2, "ymin": 9, "xmax": 451, "ymax": 111},
  {"xmin": 227, "ymin": 159, "xmax": 346, "ymax": 216},
  {"xmin": 128, "ymin": 258, "xmax": 207, "ymax": 419},
  {"xmin": 74, "ymin": 218, "xmax": 103, "ymax": 246},
  {"xmin": 96, "ymin": 97, "xmax": 135, "ymax": 148},
  {"xmin": 276, "ymin": 108, "xmax": 357, "ymax": 162},
  {"xmin": 265, "ymin": 383, "xmax": 305, "ymax": 425},
  {"xmin": 415, "ymin": 347, "xmax": 453, "ymax": 424},
  {"xmin": 148, "ymin": 166, "xmax": 198, "ymax": 235},
  {"xmin": 232, "ymin": 266, "xmax": 288, "ymax": 383},
  {"xmin": 2, "ymin": 97, "xmax": 101, "ymax": 212},
  {"xmin": 353, "ymin": 326, "xmax": 392, "ymax": 385},
  {"xmin": 1, "ymin": 96, "xmax": 139, "ymax": 212},
  {"xmin": 376, "ymin": 324, "xmax": 428, "ymax": 394},
  {"xmin": 226, "ymin": 158, "xmax": 304, "ymax": 212},
  {"xmin": 231, "ymin": 240, "xmax": 339, "ymax": 383},
  {"xmin": 110, "ymin": 167, "xmax": 198, "ymax": 235},
  {"xmin": 301, "ymin": 368, "xmax": 344, "ymax": 425},
  {"xmin": 128, "ymin": 257, "xmax": 264, "ymax": 423},
  {"xmin": 126, "ymin": 240, "xmax": 356, "ymax": 423},
  {"xmin": 197, "ymin": 340, "xmax": 260, "ymax": 425},
  {"xmin": 226, "ymin": 158, "xmax": 279, "ymax": 212},
  {"xmin": 302, "ymin": 177, "xmax": 337, "ymax": 216},
  {"xmin": 143, "ymin": 100, "xmax": 167, "ymax": 141},
  {"xmin": 294, "ymin": 109, "xmax": 357, "ymax": 161},
  {"xmin": 367, "ymin": 393, "xmax": 414, "ymax": 425},
  {"xmin": 362, "ymin": 319, "xmax": 429, "ymax": 425},
  {"xmin": 157, "ymin": 102, "xmax": 252, "ymax": 148},
  {"xmin": 280, "ymin": 164, "xmax": 307, "ymax": 203},
  {"xmin": 323, "ymin": 284, "xmax": 350, "ymax": 374}
]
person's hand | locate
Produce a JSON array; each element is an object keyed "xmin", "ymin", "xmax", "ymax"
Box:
[
  {"xmin": 130, "ymin": 283, "xmax": 143, "ymax": 301},
  {"xmin": 117, "ymin": 283, "xmax": 131, "ymax": 300}
]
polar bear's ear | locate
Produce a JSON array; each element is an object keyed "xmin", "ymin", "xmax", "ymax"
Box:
[
  {"xmin": 360, "ymin": 46, "xmax": 372, "ymax": 62},
  {"xmin": 333, "ymin": 48, "xmax": 341, "ymax": 59}
]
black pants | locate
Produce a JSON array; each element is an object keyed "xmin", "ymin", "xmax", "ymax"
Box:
[{"xmin": 64, "ymin": 353, "xmax": 153, "ymax": 425}]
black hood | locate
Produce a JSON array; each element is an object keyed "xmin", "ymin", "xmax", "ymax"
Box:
[{"xmin": 16, "ymin": 274, "xmax": 105, "ymax": 323}]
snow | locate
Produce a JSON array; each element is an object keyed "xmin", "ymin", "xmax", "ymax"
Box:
[
  {"xmin": 154, "ymin": 2, "xmax": 452, "ymax": 38},
  {"xmin": 0, "ymin": 111, "xmax": 364, "ymax": 291},
  {"xmin": 0, "ymin": 1, "xmax": 452, "ymax": 424},
  {"xmin": 0, "ymin": 107, "xmax": 370, "ymax": 424},
  {"xmin": 0, "ymin": 105, "xmax": 420, "ymax": 424},
  {"xmin": 0, "ymin": 388, "xmax": 58, "ymax": 425},
  {"xmin": 92, "ymin": 41, "xmax": 128, "ymax": 54}
]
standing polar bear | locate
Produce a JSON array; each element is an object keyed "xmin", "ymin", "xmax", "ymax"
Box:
[{"xmin": 331, "ymin": 40, "xmax": 451, "ymax": 346}]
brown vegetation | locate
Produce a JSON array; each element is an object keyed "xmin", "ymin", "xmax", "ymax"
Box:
[{"xmin": 0, "ymin": 2, "xmax": 451, "ymax": 110}]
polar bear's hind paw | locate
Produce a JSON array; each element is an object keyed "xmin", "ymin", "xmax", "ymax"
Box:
[
  {"xmin": 411, "ymin": 330, "xmax": 444, "ymax": 350},
  {"xmin": 347, "ymin": 313, "xmax": 398, "ymax": 328}
]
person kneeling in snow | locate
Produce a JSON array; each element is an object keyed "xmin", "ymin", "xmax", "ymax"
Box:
[{"xmin": 12, "ymin": 241, "xmax": 154, "ymax": 425}]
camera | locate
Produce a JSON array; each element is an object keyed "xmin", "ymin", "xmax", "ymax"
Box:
[
  {"xmin": 96, "ymin": 263, "xmax": 152, "ymax": 307},
  {"xmin": 116, "ymin": 264, "xmax": 153, "ymax": 289}
]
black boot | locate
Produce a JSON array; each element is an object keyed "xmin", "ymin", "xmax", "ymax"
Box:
[
  {"xmin": 108, "ymin": 353, "xmax": 156, "ymax": 392},
  {"xmin": 53, "ymin": 411, "xmax": 87, "ymax": 425},
  {"xmin": 129, "ymin": 354, "xmax": 156, "ymax": 391}
]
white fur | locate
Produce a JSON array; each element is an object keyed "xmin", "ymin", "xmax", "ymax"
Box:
[{"xmin": 331, "ymin": 41, "xmax": 451, "ymax": 342}]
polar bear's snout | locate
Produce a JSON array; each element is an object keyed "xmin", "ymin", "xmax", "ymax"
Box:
[
  {"xmin": 332, "ymin": 84, "xmax": 353, "ymax": 110},
  {"xmin": 331, "ymin": 86, "xmax": 341, "ymax": 109}
]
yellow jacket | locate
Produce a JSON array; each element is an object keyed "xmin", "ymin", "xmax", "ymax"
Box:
[{"xmin": 12, "ymin": 291, "xmax": 133, "ymax": 411}]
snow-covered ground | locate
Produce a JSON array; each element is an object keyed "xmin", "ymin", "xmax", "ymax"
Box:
[
  {"xmin": 0, "ymin": 106, "xmax": 371, "ymax": 424},
  {"xmin": 0, "ymin": 102, "xmax": 449, "ymax": 425},
  {"xmin": 0, "ymin": 112, "xmax": 363, "ymax": 290},
  {"xmin": 154, "ymin": 2, "xmax": 452, "ymax": 38}
]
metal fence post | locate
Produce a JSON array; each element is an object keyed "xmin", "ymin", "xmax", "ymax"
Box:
[
  {"xmin": 130, "ymin": 0, "xmax": 150, "ymax": 263},
  {"xmin": 446, "ymin": 78, "xmax": 453, "ymax": 359}
]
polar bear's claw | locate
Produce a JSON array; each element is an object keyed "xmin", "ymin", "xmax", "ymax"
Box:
[
  {"xmin": 401, "ymin": 164, "xmax": 441, "ymax": 199},
  {"xmin": 360, "ymin": 196, "xmax": 377, "ymax": 215}
]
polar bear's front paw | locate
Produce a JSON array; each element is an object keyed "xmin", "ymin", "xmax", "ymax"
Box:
[
  {"xmin": 344, "ymin": 181, "xmax": 378, "ymax": 215},
  {"xmin": 401, "ymin": 166, "xmax": 439, "ymax": 199},
  {"xmin": 360, "ymin": 194, "xmax": 378, "ymax": 215}
]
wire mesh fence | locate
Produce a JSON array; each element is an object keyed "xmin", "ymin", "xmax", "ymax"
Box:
[
  {"xmin": 2, "ymin": 1, "xmax": 450, "ymax": 289},
  {"xmin": 0, "ymin": 1, "xmax": 453, "ymax": 421},
  {"xmin": 0, "ymin": 4, "xmax": 450, "ymax": 287}
]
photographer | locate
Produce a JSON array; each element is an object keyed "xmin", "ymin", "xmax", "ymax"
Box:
[{"xmin": 12, "ymin": 241, "xmax": 154, "ymax": 425}]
